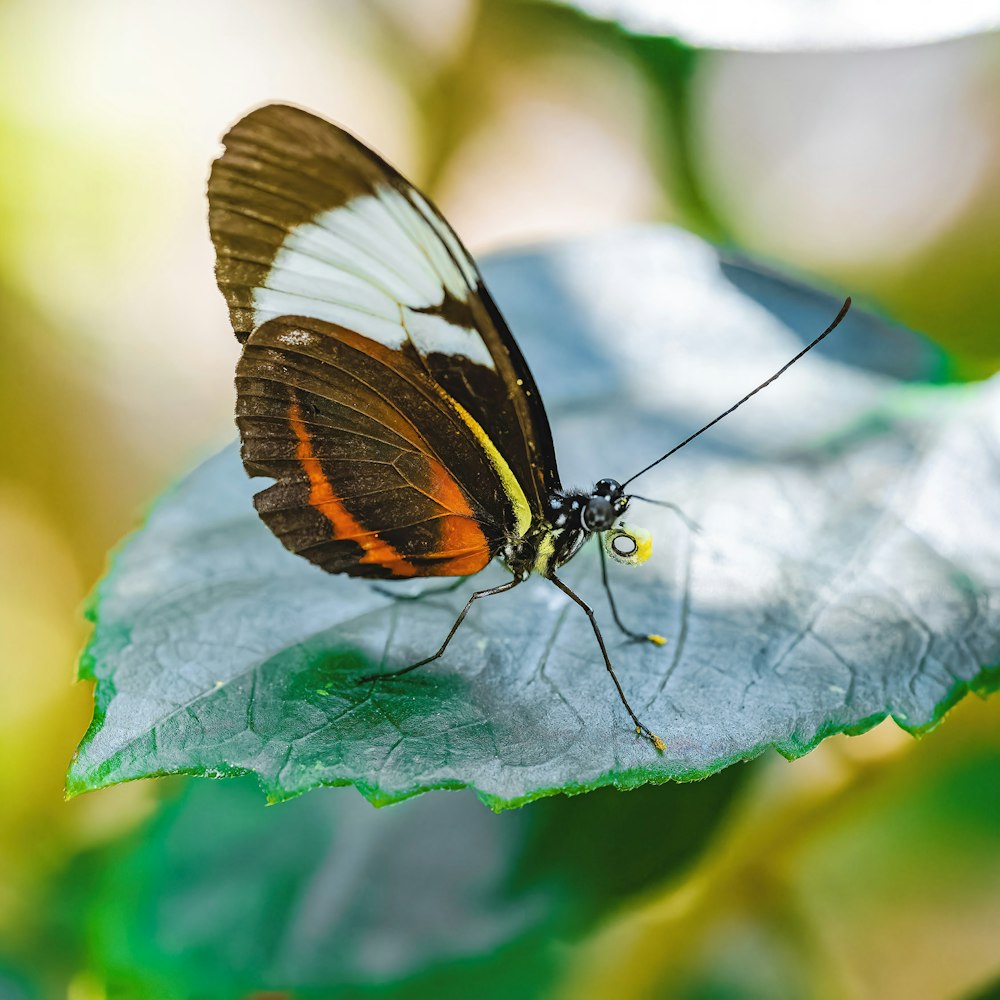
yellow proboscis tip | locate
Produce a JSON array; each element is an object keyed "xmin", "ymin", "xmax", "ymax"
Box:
[{"xmin": 647, "ymin": 633, "xmax": 668, "ymax": 646}]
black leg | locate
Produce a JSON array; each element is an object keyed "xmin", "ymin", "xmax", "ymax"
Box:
[
  {"xmin": 549, "ymin": 573, "xmax": 665, "ymax": 752},
  {"xmin": 371, "ymin": 576, "xmax": 468, "ymax": 602},
  {"xmin": 598, "ymin": 541, "xmax": 667, "ymax": 646},
  {"xmin": 358, "ymin": 575, "xmax": 522, "ymax": 684}
]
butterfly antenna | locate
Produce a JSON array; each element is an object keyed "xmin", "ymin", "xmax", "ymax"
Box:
[{"xmin": 621, "ymin": 297, "xmax": 851, "ymax": 489}]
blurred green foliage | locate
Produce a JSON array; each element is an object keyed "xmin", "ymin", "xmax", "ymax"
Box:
[{"xmin": 57, "ymin": 771, "xmax": 742, "ymax": 998}]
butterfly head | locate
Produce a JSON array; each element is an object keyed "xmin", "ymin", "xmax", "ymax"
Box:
[{"xmin": 580, "ymin": 478, "xmax": 626, "ymax": 530}]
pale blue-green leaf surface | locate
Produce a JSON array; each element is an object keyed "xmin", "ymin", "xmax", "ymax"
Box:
[{"xmin": 70, "ymin": 227, "xmax": 1000, "ymax": 809}]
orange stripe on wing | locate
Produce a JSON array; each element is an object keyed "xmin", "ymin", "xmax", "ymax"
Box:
[
  {"xmin": 288, "ymin": 402, "xmax": 419, "ymax": 578},
  {"xmin": 424, "ymin": 456, "xmax": 491, "ymax": 576}
]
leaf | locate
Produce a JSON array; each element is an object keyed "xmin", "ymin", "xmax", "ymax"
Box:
[
  {"xmin": 546, "ymin": 0, "xmax": 1000, "ymax": 50},
  {"xmin": 69, "ymin": 226, "xmax": 1000, "ymax": 809},
  {"xmin": 75, "ymin": 770, "xmax": 745, "ymax": 999}
]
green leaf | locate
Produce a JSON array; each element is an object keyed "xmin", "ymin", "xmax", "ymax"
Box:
[
  {"xmin": 70, "ymin": 226, "xmax": 1000, "ymax": 809},
  {"xmin": 77, "ymin": 770, "xmax": 745, "ymax": 999}
]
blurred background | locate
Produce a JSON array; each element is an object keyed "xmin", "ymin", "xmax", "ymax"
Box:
[{"xmin": 2, "ymin": 1, "xmax": 999, "ymax": 997}]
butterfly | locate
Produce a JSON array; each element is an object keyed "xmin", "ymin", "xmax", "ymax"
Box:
[{"xmin": 208, "ymin": 103, "xmax": 850, "ymax": 751}]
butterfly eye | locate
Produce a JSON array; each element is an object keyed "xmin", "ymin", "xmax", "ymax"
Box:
[{"xmin": 583, "ymin": 497, "xmax": 615, "ymax": 531}]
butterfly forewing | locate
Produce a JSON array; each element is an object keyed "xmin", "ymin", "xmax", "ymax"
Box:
[{"xmin": 209, "ymin": 104, "xmax": 559, "ymax": 577}]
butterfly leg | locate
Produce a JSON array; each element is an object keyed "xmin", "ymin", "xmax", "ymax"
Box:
[
  {"xmin": 598, "ymin": 542, "xmax": 667, "ymax": 646},
  {"xmin": 358, "ymin": 576, "xmax": 522, "ymax": 683},
  {"xmin": 630, "ymin": 496, "xmax": 701, "ymax": 533},
  {"xmin": 549, "ymin": 573, "xmax": 665, "ymax": 752},
  {"xmin": 370, "ymin": 576, "xmax": 468, "ymax": 603}
]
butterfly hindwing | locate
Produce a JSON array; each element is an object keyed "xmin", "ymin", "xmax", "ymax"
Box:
[
  {"xmin": 237, "ymin": 314, "xmax": 519, "ymax": 577},
  {"xmin": 209, "ymin": 104, "xmax": 562, "ymax": 577}
]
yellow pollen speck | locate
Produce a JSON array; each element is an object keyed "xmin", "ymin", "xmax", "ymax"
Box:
[
  {"xmin": 647, "ymin": 633, "xmax": 667, "ymax": 646},
  {"xmin": 636, "ymin": 726, "xmax": 667, "ymax": 752}
]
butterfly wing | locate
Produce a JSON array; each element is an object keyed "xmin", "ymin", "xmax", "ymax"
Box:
[
  {"xmin": 238, "ymin": 315, "xmax": 513, "ymax": 578},
  {"xmin": 209, "ymin": 104, "xmax": 559, "ymax": 577}
]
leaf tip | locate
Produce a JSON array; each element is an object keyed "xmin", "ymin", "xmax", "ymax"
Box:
[{"xmin": 64, "ymin": 760, "xmax": 91, "ymax": 800}]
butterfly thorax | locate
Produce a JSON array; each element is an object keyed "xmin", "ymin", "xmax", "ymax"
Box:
[{"xmin": 499, "ymin": 479, "xmax": 652, "ymax": 578}]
